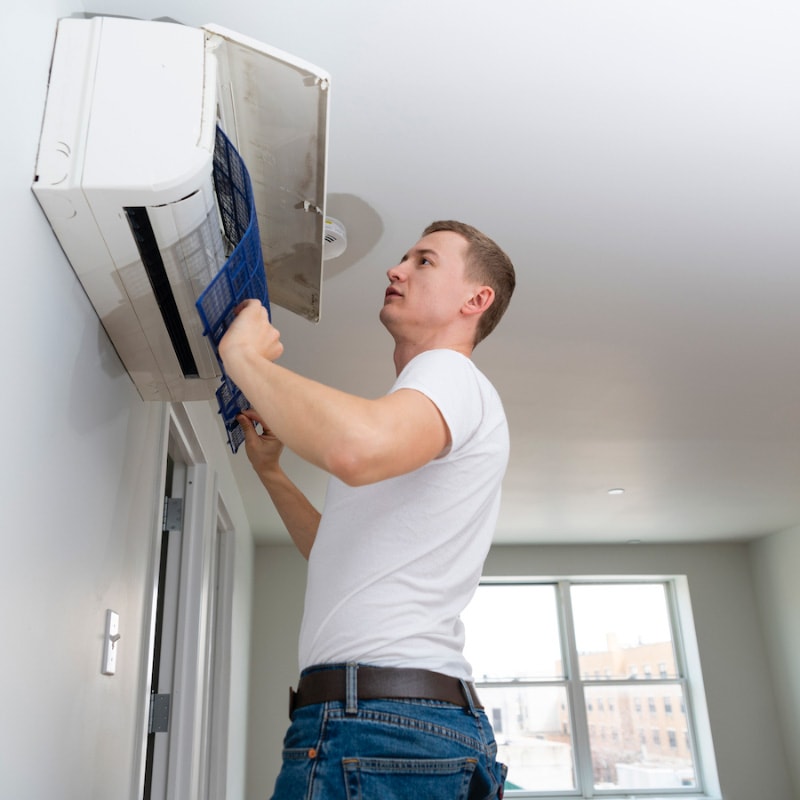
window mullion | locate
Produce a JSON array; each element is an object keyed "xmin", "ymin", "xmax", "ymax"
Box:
[{"xmin": 558, "ymin": 580, "xmax": 595, "ymax": 798}]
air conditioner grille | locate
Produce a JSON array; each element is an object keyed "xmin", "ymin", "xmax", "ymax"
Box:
[{"xmin": 125, "ymin": 206, "xmax": 200, "ymax": 378}]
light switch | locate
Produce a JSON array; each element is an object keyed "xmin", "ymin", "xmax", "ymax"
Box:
[{"xmin": 102, "ymin": 609, "xmax": 121, "ymax": 675}]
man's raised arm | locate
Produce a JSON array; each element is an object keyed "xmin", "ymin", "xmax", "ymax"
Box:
[{"xmin": 219, "ymin": 300, "xmax": 450, "ymax": 487}]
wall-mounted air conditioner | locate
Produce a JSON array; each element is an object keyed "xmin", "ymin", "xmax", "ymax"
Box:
[{"xmin": 32, "ymin": 16, "xmax": 330, "ymax": 410}]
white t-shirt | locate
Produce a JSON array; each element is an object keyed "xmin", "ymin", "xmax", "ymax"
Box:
[{"xmin": 297, "ymin": 349, "xmax": 509, "ymax": 681}]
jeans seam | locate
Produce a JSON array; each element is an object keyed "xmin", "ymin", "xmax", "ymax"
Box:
[
  {"xmin": 326, "ymin": 706, "xmax": 490, "ymax": 753},
  {"xmin": 303, "ymin": 704, "xmax": 330, "ymax": 800}
]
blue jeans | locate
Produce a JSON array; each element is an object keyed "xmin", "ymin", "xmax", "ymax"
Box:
[{"xmin": 270, "ymin": 671, "xmax": 507, "ymax": 799}]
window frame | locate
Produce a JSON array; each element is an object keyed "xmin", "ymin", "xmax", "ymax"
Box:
[{"xmin": 468, "ymin": 576, "xmax": 721, "ymax": 800}]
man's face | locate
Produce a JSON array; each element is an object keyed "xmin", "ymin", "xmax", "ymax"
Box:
[{"xmin": 379, "ymin": 230, "xmax": 477, "ymax": 340}]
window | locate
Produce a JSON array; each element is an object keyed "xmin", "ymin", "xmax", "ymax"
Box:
[
  {"xmin": 492, "ymin": 707, "xmax": 504, "ymax": 734},
  {"xmin": 462, "ymin": 580, "xmax": 714, "ymax": 798},
  {"xmin": 652, "ymin": 728, "xmax": 661, "ymax": 746}
]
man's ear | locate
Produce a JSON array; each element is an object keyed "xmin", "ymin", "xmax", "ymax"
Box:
[{"xmin": 462, "ymin": 286, "xmax": 495, "ymax": 317}]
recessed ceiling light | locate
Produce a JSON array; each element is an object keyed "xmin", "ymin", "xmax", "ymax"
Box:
[{"xmin": 608, "ymin": 488, "xmax": 625, "ymax": 495}]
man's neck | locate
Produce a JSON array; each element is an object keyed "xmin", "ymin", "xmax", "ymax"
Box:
[{"xmin": 392, "ymin": 341, "xmax": 474, "ymax": 376}]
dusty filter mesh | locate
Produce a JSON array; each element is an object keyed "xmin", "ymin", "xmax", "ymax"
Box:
[{"xmin": 196, "ymin": 126, "xmax": 271, "ymax": 453}]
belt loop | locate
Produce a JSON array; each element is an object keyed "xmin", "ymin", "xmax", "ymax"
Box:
[
  {"xmin": 345, "ymin": 663, "xmax": 358, "ymax": 716},
  {"xmin": 460, "ymin": 679, "xmax": 479, "ymax": 717}
]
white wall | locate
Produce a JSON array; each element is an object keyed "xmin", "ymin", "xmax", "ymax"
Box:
[
  {"xmin": 749, "ymin": 527, "xmax": 800, "ymax": 799},
  {"xmin": 246, "ymin": 546, "xmax": 308, "ymax": 800},
  {"xmin": 0, "ymin": 4, "xmax": 253, "ymax": 798},
  {"xmin": 248, "ymin": 541, "xmax": 796, "ymax": 800}
]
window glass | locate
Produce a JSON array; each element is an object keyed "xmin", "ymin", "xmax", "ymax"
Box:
[
  {"xmin": 584, "ymin": 685, "xmax": 696, "ymax": 790},
  {"xmin": 480, "ymin": 685, "xmax": 576, "ymax": 792},
  {"xmin": 570, "ymin": 583, "xmax": 678, "ymax": 679},
  {"xmin": 463, "ymin": 584, "xmax": 563, "ymax": 681}
]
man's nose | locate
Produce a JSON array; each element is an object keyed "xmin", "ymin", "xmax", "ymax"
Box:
[{"xmin": 386, "ymin": 263, "xmax": 406, "ymax": 281}]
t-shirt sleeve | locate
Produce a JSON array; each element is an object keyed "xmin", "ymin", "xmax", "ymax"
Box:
[{"xmin": 390, "ymin": 350, "xmax": 485, "ymax": 452}]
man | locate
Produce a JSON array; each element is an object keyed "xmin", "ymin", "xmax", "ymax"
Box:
[{"xmin": 219, "ymin": 220, "xmax": 515, "ymax": 799}]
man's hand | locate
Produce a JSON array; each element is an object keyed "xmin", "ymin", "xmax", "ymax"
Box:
[
  {"xmin": 219, "ymin": 298, "xmax": 284, "ymax": 367},
  {"xmin": 237, "ymin": 408, "xmax": 284, "ymax": 478}
]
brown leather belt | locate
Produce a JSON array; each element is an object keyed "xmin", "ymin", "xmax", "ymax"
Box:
[{"xmin": 289, "ymin": 665, "xmax": 483, "ymax": 716}]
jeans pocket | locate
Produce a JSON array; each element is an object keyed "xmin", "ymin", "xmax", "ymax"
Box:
[
  {"xmin": 342, "ymin": 756, "xmax": 478, "ymax": 800},
  {"xmin": 270, "ymin": 747, "xmax": 317, "ymax": 799},
  {"xmin": 465, "ymin": 757, "xmax": 508, "ymax": 800}
]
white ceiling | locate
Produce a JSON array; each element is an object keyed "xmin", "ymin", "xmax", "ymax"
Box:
[{"xmin": 211, "ymin": 0, "xmax": 800, "ymax": 546}]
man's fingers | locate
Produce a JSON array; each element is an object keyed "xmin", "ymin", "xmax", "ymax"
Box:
[
  {"xmin": 233, "ymin": 297, "xmax": 261, "ymax": 315},
  {"xmin": 240, "ymin": 407, "xmax": 263, "ymax": 425},
  {"xmin": 237, "ymin": 413, "xmax": 259, "ymax": 440}
]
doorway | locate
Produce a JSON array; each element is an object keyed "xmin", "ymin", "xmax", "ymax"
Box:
[{"xmin": 140, "ymin": 406, "xmax": 235, "ymax": 800}]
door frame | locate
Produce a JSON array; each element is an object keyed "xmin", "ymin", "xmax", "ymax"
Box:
[{"xmin": 133, "ymin": 403, "xmax": 236, "ymax": 799}]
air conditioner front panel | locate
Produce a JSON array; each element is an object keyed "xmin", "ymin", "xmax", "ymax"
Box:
[{"xmin": 206, "ymin": 25, "xmax": 331, "ymax": 322}]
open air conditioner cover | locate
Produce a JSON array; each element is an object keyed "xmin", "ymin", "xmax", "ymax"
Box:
[{"xmin": 32, "ymin": 16, "xmax": 330, "ymax": 429}]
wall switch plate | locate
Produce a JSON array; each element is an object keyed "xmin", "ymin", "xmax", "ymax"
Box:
[{"xmin": 102, "ymin": 609, "xmax": 120, "ymax": 675}]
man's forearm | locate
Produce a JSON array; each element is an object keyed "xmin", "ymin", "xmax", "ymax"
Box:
[
  {"xmin": 224, "ymin": 348, "xmax": 448, "ymax": 486},
  {"xmin": 257, "ymin": 465, "xmax": 321, "ymax": 560},
  {"xmin": 225, "ymin": 348, "xmax": 382, "ymax": 482}
]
